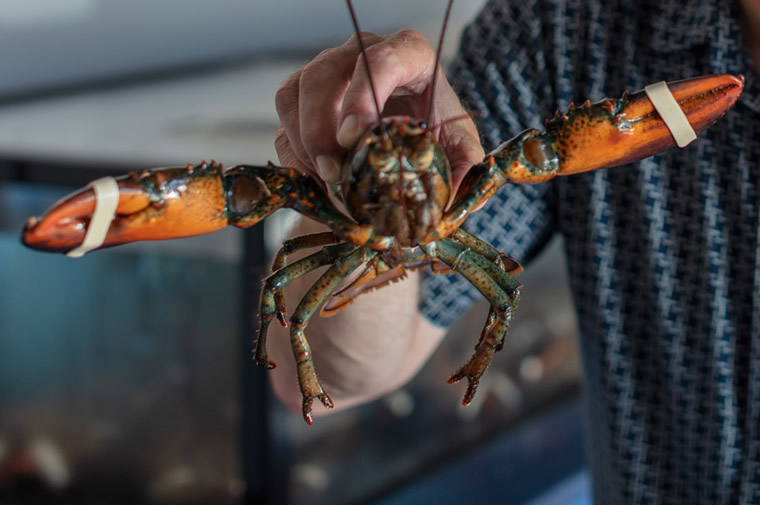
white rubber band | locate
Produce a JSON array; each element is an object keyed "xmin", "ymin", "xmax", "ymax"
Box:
[
  {"xmin": 644, "ymin": 81, "xmax": 697, "ymax": 148},
  {"xmin": 66, "ymin": 177, "xmax": 120, "ymax": 258}
]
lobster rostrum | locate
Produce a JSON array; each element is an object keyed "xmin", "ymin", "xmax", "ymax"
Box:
[{"xmin": 21, "ymin": 1, "xmax": 743, "ymax": 425}]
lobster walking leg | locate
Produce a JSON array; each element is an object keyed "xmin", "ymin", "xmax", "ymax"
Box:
[
  {"xmin": 449, "ymin": 229, "xmax": 523, "ymax": 351},
  {"xmin": 281, "ymin": 247, "xmax": 378, "ymax": 423},
  {"xmin": 425, "ymin": 238, "xmax": 521, "ymax": 404},
  {"xmin": 272, "ymin": 232, "xmax": 341, "ymax": 271},
  {"xmin": 257, "ymin": 242, "xmax": 358, "ymax": 368},
  {"xmin": 270, "ymin": 232, "xmax": 341, "ymax": 327},
  {"xmin": 450, "ymin": 229, "xmax": 523, "ymax": 274},
  {"xmin": 457, "ymin": 238, "xmax": 524, "ymax": 353}
]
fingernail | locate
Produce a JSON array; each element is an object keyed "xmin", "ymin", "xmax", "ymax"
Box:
[
  {"xmin": 316, "ymin": 155, "xmax": 339, "ymax": 183},
  {"xmin": 337, "ymin": 115, "xmax": 361, "ymax": 148}
]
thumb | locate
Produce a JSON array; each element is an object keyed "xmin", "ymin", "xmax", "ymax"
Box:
[{"xmin": 440, "ymin": 117, "xmax": 485, "ymax": 196}]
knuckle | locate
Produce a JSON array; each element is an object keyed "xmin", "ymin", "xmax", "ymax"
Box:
[
  {"xmin": 275, "ymin": 125, "xmax": 287, "ymax": 143},
  {"xmin": 396, "ymin": 28, "xmax": 425, "ymax": 43},
  {"xmin": 313, "ymin": 47, "xmax": 334, "ymax": 61},
  {"xmin": 363, "ymin": 43, "xmax": 400, "ymax": 70},
  {"xmin": 358, "ymin": 30, "xmax": 434, "ymax": 80},
  {"xmin": 347, "ymin": 31, "xmax": 379, "ymax": 47},
  {"xmin": 393, "ymin": 29, "xmax": 434, "ymax": 52},
  {"xmin": 300, "ymin": 57, "xmax": 338, "ymax": 84}
]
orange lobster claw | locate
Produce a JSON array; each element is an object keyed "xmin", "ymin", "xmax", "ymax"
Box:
[
  {"xmin": 440, "ymin": 74, "xmax": 744, "ymax": 239},
  {"xmin": 21, "ymin": 163, "xmax": 230, "ymax": 254},
  {"xmin": 551, "ymin": 74, "xmax": 744, "ymax": 176}
]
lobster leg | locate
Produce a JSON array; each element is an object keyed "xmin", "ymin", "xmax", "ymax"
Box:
[
  {"xmin": 272, "ymin": 232, "xmax": 341, "ymax": 271},
  {"xmin": 460, "ymin": 241, "xmax": 524, "ymax": 354},
  {"xmin": 287, "ymin": 247, "xmax": 377, "ymax": 424},
  {"xmin": 270, "ymin": 232, "xmax": 341, "ymax": 327},
  {"xmin": 317, "ymin": 232, "xmax": 519, "ymax": 322},
  {"xmin": 257, "ymin": 241, "xmax": 358, "ymax": 369},
  {"xmin": 424, "ymin": 238, "xmax": 521, "ymax": 405},
  {"xmin": 448, "ymin": 229, "xmax": 522, "ymax": 352},
  {"xmin": 450, "ymin": 229, "xmax": 523, "ymax": 275},
  {"xmin": 433, "ymin": 74, "xmax": 744, "ymax": 239}
]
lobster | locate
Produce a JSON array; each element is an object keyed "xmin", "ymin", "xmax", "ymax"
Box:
[{"xmin": 20, "ymin": 1, "xmax": 744, "ymax": 425}]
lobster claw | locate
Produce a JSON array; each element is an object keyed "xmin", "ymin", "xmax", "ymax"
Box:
[
  {"xmin": 441, "ymin": 74, "xmax": 744, "ymax": 240},
  {"xmin": 549, "ymin": 74, "xmax": 745, "ymax": 176},
  {"xmin": 21, "ymin": 162, "xmax": 231, "ymax": 255}
]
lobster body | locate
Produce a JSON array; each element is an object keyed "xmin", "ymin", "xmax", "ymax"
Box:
[{"xmin": 342, "ymin": 118, "xmax": 451, "ymax": 246}]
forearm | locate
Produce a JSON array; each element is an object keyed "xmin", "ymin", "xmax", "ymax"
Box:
[{"xmin": 266, "ymin": 216, "xmax": 446, "ymax": 417}]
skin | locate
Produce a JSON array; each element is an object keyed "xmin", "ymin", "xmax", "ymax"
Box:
[{"xmin": 268, "ymin": 5, "xmax": 760, "ymax": 417}]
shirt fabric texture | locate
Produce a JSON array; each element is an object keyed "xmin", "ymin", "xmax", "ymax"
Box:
[{"xmin": 419, "ymin": 0, "xmax": 760, "ymax": 502}]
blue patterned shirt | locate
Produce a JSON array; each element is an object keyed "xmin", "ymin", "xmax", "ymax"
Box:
[{"xmin": 420, "ymin": 0, "xmax": 760, "ymax": 502}]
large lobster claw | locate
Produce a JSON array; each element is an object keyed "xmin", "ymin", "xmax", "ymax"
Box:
[
  {"xmin": 22, "ymin": 161, "xmax": 247, "ymax": 254},
  {"xmin": 439, "ymin": 74, "xmax": 744, "ymax": 238},
  {"xmin": 22, "ymin": 158, "xmax": 391, "ymax": 256},
  {"xmin": 548, "ymin": 74, "xmax": 745, "ymax": 176}
]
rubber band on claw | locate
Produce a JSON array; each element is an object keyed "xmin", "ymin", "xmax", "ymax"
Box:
[
  {"xmin": 645, "ymin": 81, "xmax": 697, "ymax": 148},
  {"xmin": 66, "ymin": 177, "xmax": 120, "ymax": 258}
]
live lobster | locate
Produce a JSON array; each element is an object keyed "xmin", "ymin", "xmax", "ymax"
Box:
[{"xmin": 20, "ymin": 2, "xmax": 743, "ymax": 425}]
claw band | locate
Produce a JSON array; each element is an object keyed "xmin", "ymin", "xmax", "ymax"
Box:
[
  {"xmin": 66, "ymin": 177, "xmax": 120, "ymax": 258},
  {"xmin": 644, "ymin": 81, "xmax": 697, "ymax": 148}
]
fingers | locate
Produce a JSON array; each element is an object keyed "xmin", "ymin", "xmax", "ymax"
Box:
[
  {"xmin": 276, "ymin": 33, "xmax": 382, "ymax": 183},
  {"xmin": 298, "ymin": 34, "xmax": 383, "ymax": 182},
  {"xmin": 336, "ymin": 28, "xmax": 484, "ymax": 193},
  {"xmin": 274, "ymin": 28, "xmax": 484, "ymax": 194},
  {"xmin": 337, "ymin": 29, "xmax": 438, "ymax": 148}
]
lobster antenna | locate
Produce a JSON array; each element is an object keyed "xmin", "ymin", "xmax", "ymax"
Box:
[
  {"xmin": 346, "ymin": 0, "xmax": 386, "ymax": 136},
  {"xmin": 425, "ymin": 0, "xmax": 455, "ymax": 129}
]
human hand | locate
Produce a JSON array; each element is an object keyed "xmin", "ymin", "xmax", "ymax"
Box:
[{"xmin": 274, "ymin": 29, "xmax": 484, "ymax": 193}]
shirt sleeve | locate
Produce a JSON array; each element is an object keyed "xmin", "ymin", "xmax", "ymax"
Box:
[{"xmin": 419, "ymin": 0, "xmax": 563, "ymax": 327}]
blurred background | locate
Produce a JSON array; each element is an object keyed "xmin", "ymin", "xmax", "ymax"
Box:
[{"xmin": 0, "ymin": 1, "xmax": 590, "ymax": 504}]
